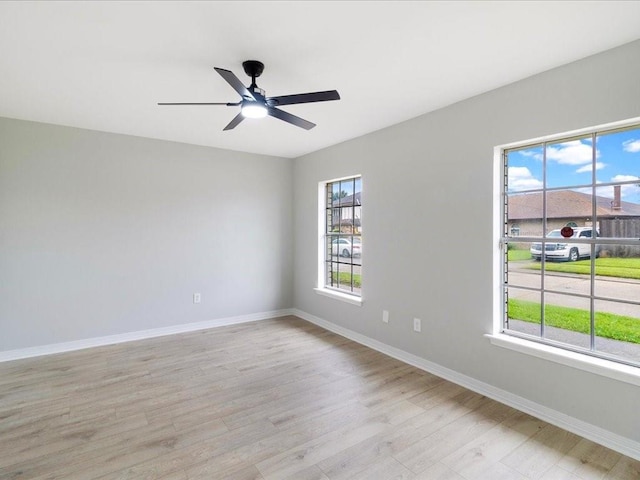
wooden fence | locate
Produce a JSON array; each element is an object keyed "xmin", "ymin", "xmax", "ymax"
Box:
[{"xmin": 599, "ymin": 218, "xmax": 640, "ymax": 257}]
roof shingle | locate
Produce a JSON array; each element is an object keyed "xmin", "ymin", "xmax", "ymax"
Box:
[{"xmin": 508, "ymin": 190, "xmax": 640, "ymax": 220}]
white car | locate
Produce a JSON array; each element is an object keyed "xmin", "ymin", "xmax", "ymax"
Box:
[
  {"xmin": 331, "ymin": 237, "xmax": 361, "ymax": 257},
  {"xmin": 530, "ymin": 227, "xmax": 599, "ymax": 262}
]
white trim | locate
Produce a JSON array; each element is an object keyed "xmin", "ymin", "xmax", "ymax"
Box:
[
  {"xmin": 317, "ymin": 181, "xmax": 325, "ymax": 289},
  {"xmin": 322, "ymin": 173, "xmax": 363, "ymax": 184},
  {"xmin": 492, "ymin": 145, "xmax": 504, "ymax": 336},
  {"xmin": 314, "ymin": 287, "xmax": 362, "ymax": 306},
  {"xmin": 0, "ymin": 309, "xmax": 294, "ymax": 363},
  {"xmin": 292, "ymin": 308, "xmax": 640, "ymax": 462},
  {"xmin": 317, "ymin": 175, "xmax": 363, "ymax": 297},
  {"xmin": 494, "ymin": 118, "xmax": 640, "ymax": 370},
  {"xmin": 486, "ymin": 333, "xmax": 640, "ymax": 387}
]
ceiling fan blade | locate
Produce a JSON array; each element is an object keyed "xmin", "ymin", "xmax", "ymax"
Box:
[
  {"xmin": 267, "ymin": 90, "xmax": 340, "ymax": 107},
  {"xmin": 214, "ymin": 67, "xmax": 255, "ymax": 101},
  {"xmin": 223, "ymin": 112, "xmax": 245, "ymax": 131},
  {"xmin": 158, "ymin": 102, "xmax": 240, "ymax": 106},
  {"xmin": 268, "ymin": 107, "xmax": 316, "ymax": 130}
]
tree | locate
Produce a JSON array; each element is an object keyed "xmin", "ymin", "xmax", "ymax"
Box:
[{"xmin": 332, "ymin": 190, "xmax": 348, "ymax": 201}]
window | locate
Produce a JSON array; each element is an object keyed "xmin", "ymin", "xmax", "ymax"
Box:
[
  {"xmin": 319, "ymin": 176, "xmax": 362, "ymax": 300},
  {"xmin": 501, "ymin": 121, "xmax": 640, "ymax": 367}
]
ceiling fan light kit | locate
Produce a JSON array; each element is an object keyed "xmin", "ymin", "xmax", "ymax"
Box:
[
  {"xmin": 159, "ymin": 60, "xmax": 340, "ymax": 130},
  {"xmin": 241, "ymin": 102, "xmax": 268, "ymax": 119}
]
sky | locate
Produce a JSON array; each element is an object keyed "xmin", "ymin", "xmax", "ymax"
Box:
[
  {"xmin": 331, "ymin": 177, "xmax": 362, "ymax": 199},
  {"xmin": 508, "ymin": 125, "xmax": 640, "ymax": 204}
]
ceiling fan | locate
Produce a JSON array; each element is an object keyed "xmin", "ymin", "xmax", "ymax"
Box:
[{"xmin": 158, "ymin": 60, "xmax": 340, "ymax": 131}]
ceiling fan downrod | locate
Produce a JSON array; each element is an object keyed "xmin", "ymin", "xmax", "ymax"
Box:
[{"xmin": 243, "ymin": 60, "xmax": 264, "ymax": 93}]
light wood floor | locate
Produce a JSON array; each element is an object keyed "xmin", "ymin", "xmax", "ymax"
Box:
[{"xmin": 1, "ymin": 316, "xmax": 638, "ymax": 480}]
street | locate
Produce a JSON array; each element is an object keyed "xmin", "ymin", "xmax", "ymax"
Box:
[
  {"xmin": 506, "ymin": 260, "xmax": 640, "ymax": 354},
  {"xmin": 508, "ymin": 262, "xmax": 640, "ymax": 318}
]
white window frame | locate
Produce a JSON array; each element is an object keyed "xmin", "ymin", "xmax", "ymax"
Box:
[
  {"xmin": 315, "ymin": 175, "xmax": 363, "ymax": 306},
  {"xmin": 489, "ymin": 117, "xmax": 640, "ymax": 387}
]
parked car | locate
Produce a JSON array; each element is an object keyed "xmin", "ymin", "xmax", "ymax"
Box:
[
  {"xmin": 331, "ymin": 237, "xmax": 361, "ymax": 257},
  {"xmin": 530, "ymin": 227, "xmax": 600, "ymax": 261}
]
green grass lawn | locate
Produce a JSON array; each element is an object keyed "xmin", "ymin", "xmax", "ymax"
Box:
[
  {"xmin": 331, "ymin": 272, "xmax": 361, "ymax": 288},
  {"xmin": 508, "ymin": 299, "xmax": 640, "ymax": 344},
  {"xmin": 526, "ymin": 257, "xmax": 640, "ymax": 280},
  {"xmin": 507, "ymin": 249, "xmax": 532, "ymax": 262}
]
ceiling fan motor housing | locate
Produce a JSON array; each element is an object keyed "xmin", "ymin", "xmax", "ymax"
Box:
[{"xmin": 243, "ymin": 60, "xmax": 264, "ymax": 79}]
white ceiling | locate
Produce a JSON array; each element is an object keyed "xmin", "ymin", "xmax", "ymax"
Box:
[{"xmin": 1, "ymin": 1, "xmax": 640, "ymax": 159}]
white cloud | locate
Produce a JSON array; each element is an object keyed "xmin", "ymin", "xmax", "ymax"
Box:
[
  {"xmin": 516, "ymin": 140, "xmax": 599, "ymax": 166},
  {"xmin": 572, "ymin": 186, "xmax": 595, "ymax": 196},
  {"xmin": 519, "ymin": 149, "xmax": 542, "ymax": 161},
  {"xmin": 508, "ymin": 166, "xmax": 543, "ymax": 191},
  {"xmin": 599, "ymin": 175, "xmax": 640, "ymax": 199},
  {"xmin": 611, "ymin": 174, "xmax": 640, "ymax": 183},
  {"xmin": 622, "ymin": 139, "xmax": 640, "ymax": 153},
  {"xmin": 575, "ymin": 162, "xmax": 605, "ymax": 173},
  {"xmin": 546, "ymin": 140, "xmax": 599, "ymax": 166}
]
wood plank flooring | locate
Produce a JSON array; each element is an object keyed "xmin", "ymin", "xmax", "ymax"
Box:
[{"xmin": 0, "ymin": 316, "xmax": 638, "ymax": 479}]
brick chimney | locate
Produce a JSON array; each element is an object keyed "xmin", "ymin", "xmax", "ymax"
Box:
[{"xmin": 612, "ymin": 185, "xmax": 621, "ymax": 210}]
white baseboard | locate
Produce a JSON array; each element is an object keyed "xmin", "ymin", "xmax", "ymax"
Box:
[
  {"xmin": 292, "ymin": 308, "xmax": 640, "ymax": 462},
  {"xmin": 0, "ymin": 309, "xmax": 294, "ymax": 363}
]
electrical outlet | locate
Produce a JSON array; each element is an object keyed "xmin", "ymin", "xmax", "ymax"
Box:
[
  {"xmin": 382, "ymin": 310, "xmax": 389, "ymax": 323},
  {"xmin": 193, "ymin": 292, "xmax": 201, "ymax": 304},
  {"xmin": 413, "ymin": 318, "xmax": 421, "ymax": 332}
]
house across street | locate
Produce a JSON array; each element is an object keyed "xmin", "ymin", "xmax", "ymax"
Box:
[{"xmin": 508, "ymin": 187, "xmax": 640, "ymax": 239}]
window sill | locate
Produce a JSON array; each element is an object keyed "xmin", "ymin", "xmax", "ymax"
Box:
[
  {"xmin": 314, "ymin": 288, "xmax": 362, "ymax": 306},
  {"xmin": 486, "ymin": 333, "xmax": 640, "ymax": 387}
]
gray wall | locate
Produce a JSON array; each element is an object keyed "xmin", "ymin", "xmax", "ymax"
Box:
[
  {"xmin": 0, "ymin": 118, "xmax": 293, "ymax": 350},
  {"xmin": 2, "ymin": 39, "xmax": 639, "ymax": 446},
  {"xmin": 293, "ymin": 40, "xmax": 640, "ymax": 442}
]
